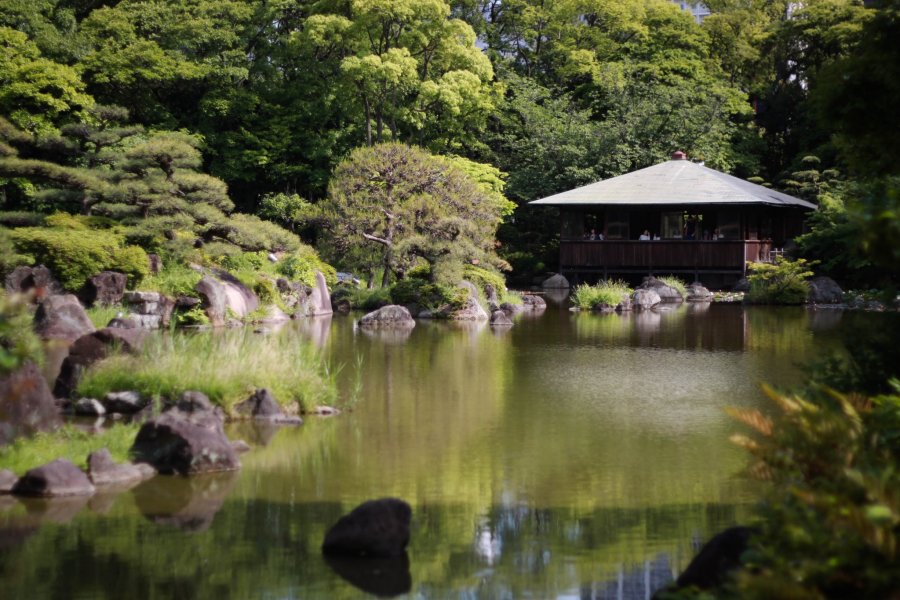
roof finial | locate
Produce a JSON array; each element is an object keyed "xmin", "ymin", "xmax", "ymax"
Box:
[{"xmin": 671, "ymin": 150, "xmax": 687, "ymax": 160}]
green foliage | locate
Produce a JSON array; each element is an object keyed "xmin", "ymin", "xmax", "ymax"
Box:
[
  {"xmin": 390, "ymin": 278, "xmax": 467, "ymax": 311},
  {"xmin": 173, "ymin": 304, "xmax": 209, "ymax": 327},
  {"xmin": 657, "ymin": 276, "xmax": 687, "ymax": 299},
  {"xmin": 746, "ymin": 257, "xmax": 814, "ymax": 305},
  {"xmin": 10, "ymin": 221, "xmax": 148, "ymax": 290},
  {"xmin": 0, "ymin": 226, "xmax": 31, "ymax": 278},
  {"xmin": 463, "ymin": 264, "xmax": 511, "ymax": 302},
  {"xmin": 0, "ymin": 424, "xmax": 139, "ymax": 476},
  {"xmin": 275, "ymin": 248, "xmax": 337, "ymax": 287},
  {"xmin": 729, "ymin": 385, "xmax": 900, "ymax": 598},
  {"xmin": 571, "ymin": 280, "xmax": 633, "ymax": 310},
  {"xmin": 85, "ymin": 304, "xmax": 123, "ymax": 329},
  {"xmin": 139, "ymin": 266, "xmax": 201, "ymax": 298},
  {"xmin": 0, "ymin": 292, "xmax": 43, "ymax": 375},
  {"xmin": 77, "ymin": 330, "xmax": 337, "ymax": 414},
  {"xmin": 331, "ymin": 285, "xmax": 392, "ymax": 311}
]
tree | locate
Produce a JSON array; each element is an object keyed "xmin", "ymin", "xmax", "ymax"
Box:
[{"xmin": 319, "ymin": 143, "xmax": 505, "ymax": 287}]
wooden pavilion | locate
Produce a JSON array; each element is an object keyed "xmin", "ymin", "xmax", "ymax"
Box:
[{"xmin": 530, "ymin": 152, "xmax": 816, "ymax": 284}]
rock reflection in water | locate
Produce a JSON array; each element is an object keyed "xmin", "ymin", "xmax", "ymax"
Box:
[
  {"xmin": 296, "ymin": 315, "xmax": 332, "ymax": 348},
  {"xmin": 133, "ymin": 471, "xmax": 237, "ymax": 532},
  {"xmin": 227, "ymin": 420, "xmax": 284, "ymax": 447},
  {"xmin": 585, "ymin": 554, "xmax": 674, "ymax": 600},
  {"xmin": 543, "ymin": 288, "xmax": 570, "ymax": 305},
  {"xmin": 18, "ymin": 495, "xmax": 91, "ymax": 524},
  {"xmin": 358, "ymin": 326, "xmax": 414, "ymax": 344},
  {"xmin": 324, "ymin": 553, "xmax": 412, "ymax": 597}
]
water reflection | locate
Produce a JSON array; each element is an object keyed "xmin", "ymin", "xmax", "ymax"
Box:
[
  {"xmin": 324, "ymin": 553, "xmax": 412, "ymax": 597},
  {"xmin": 133, "ymin": 472, "xmax": 237, "ymax": 532}
]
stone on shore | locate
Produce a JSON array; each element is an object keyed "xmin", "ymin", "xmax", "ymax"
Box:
[
  {"xmin": 80, "ymin": 271, "xmax": 127, "ymax": 307},
  {"xmin": 123, "ymin": 291, "xmax": 175, "ymax": 329},
  {"xmin": 632, "ymin": 288, "xmax": 661, "ymax": 310},
  {"xmin": 0, "ymin": 469, "xmax": 18, "ymax": 494},
  {"xmin": 54, "ymin": 326, "xmax": 146, "ymax": 398},
  {"xmin": 131, "ymin": 409, "xmax": 241, "ymax": 475},
  {"xmin": 34, "ymin": 294, "xmax": 95, "ymax": 341},
  {"xmin": 12, "ymin": 459, "xmax": 96, "ymax": 497},
  {"xmin": 0, "ymin": 361, "xmax": 60, "ymax": 446},
  {"xmin": 87, "ymin": 448, "xmax": 155, "ymax": 486},
  {"xmin": 322, "ymin": 498, "xmax": 412, "ymax": 558},
  {"xmin": 103, "ymin": 391, "xmax": 147, "ymax": 414},
  {"xmin": 358, "ymin": 305, "xmax": 416, "ymax": 329},
  {"xmin": 686, "ymin": 282, "xmax": 714, "ymax": 302},
  {"xmin": 521, "ymin": 294, "xmax": 547, "ymax": 310},
  {"xmin": 807, "ymin": 276, "xmax": 843, "ymax": 304},
  {"xmin": 541, "ymin": 274, "xmax": 570, "ymax": 289},
  {"xmin": 638, "ymin": 276, "xmax": 683, "ymax": 303},
  {"xmin": 195, "ymin": 273, "xmax": 259, "ymax": 327},
  {"xmin": 5, "ymin": 265, "xmax": 61, "ymax": 297},
  {"xmin": 490, "ymin": 310, "xmax": 513, "ymax": 327}
]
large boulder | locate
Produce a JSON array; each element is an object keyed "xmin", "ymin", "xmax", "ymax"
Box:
[
  {"xmin": 87, "ymin": 448, "xmax": 155, "ymax": 487},
  {"xmin": 0, "ymin": 361, "xmax": 61, "ymax": 446},
  {"xmin": 54, "ymin": 326, "xmax": 146, "ymax": 398},
  {"xmin": 632, "ymin": 288, "xmax": 661, "ymax": 310},
  {"xmin": 123, "ymin": 291, "xmax": 175, "ymax": 329},
  {"xmin": 686, "ymin": 282, "xmax": 714, "ymax": 302},
  {"xmin": 808, "ymin": 276, "xmax": 843, "ymax": 304},
  {"xmin": 195, "ymin": 272, "xmax": 259, "ymax": 326},
  {"xmin": 638, "ymin": 276, "xmax": 684, "ymax": 303},
  {"xmin": 5, "ymin": 265, "xmax": 61, "ymax": 297},
  {"xmin": 322, "ymin": 498, "xmax": 412, "ymax": 558},
  {"xmin": 131, "ymin": 409, "xmax": 240, "ymax": 475},
  {"xmin": 33, "ymin": 294, "xmax": 95, "ymax": 341},
  {"xmin": 358, "ymin": 305, "xmax": 416, "ymax": 329},
  {"xmin": 12, "ymin": 459, "xmax": 95, "ymax": 497},
  {"xmin": 80, "ymin": 271, "xmax": 127, "ymax": 307},
  {"xmin": 541, "ymin": 273, "xmax": 570, "ymax": 289}
]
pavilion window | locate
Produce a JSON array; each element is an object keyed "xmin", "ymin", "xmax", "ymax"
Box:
[
  {"xmin": 717, "ymin": 209, "xmax": 740, "ymax": 239},
  {"xmin": 560, "ymin": 211, "xmax": 584, "ymax": 240},
  {"xmin": 661, "ymin": 212, "xmax": 683, "ymax": 239},
  {"xmin": 605, "ymin": 209, "xmax": 628, "ymax": 239}
]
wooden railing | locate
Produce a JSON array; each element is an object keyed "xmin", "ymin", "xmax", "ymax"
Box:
[{"xmin": 559, "ymin": 240, "xmax": 772, "ymax": 273}]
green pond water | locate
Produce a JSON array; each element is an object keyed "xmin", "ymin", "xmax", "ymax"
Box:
[{"xmin": 0, "ymin": 301, "xmax": 876, "ymax": 599}]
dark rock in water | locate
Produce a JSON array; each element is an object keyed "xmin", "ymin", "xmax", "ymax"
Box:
[
  {"xmin": 12, "ymin": 459, "xmax": 95, "ymax": 497},
  {"xmin": 87, "ymin": 448, "xmax": 154, "ymax": 486},
  {"xmin": 686, "ymin": 282, "xmax": 714, "ymax": 302},
  {"xmin": 324, "ymin": 553, "xmax": 412, "ymax": 597},
  {"xmin": 358, "ymin": 305, "xmax": 416, "ymax": 329},
  {"xmin": 499, "ymin": 301, "xmax": 524, "ymax": 316},
  {"xmin": 0, "ymin": 361, "xmax": 60, "ymax": 446},
  {"xmin": 103, "ymin": 390, "xmax": 147, "ymax": 414},
  {"xmin": 133, "ymin": 471, "xmax": 237, "ymax": 532},
  {"xmin": 807, "ymin": 276, "xmax": 843, "ymax": 304},
  {"xmin": 673, "ymin": 526, "xmax": 754, "ymax": 591},
  {"xmin": 322, "ymin": 498, "xmax": 412, "ymax": 558},
  {"xmin": 54, "ymin": 326, "xmax": 146, "ymax": 398},
  {"xmin": 490, "ymin": 310, "xmax": 513, "ymax": 327},
  {"xmin": 80, "ymin": 271, "xmax": 127, "ymax": 307},
  {"xmin": 733, "ymin": 277, "xmax": 750, "ymax": 293},
  {"xmin": 74, "ymin": 398, "xmax": 106, "ymax": 416},
  {"xmin": 541, "ymin": 273, "xmax": 570, "ymax": 289},
  {"xmin": 34, "ymin": 294, "xmax": 94, "ymax": 341},
  {"xmin": 521, "ymin": 294, "xmax": 547, "ymax": 311},
  {"xmin": 5, "ymin": 265, "xmax": 61, "ymax": 297},
  {"xmin": 0, "ymin": 469, "xmax": 18, "ymax": 494},
  {"xmin": 131, "ymin": 409, "xmax": 240, "ymax": 475},
  {"xmin": 234, "ymin": 389, "xmax": 302, "ymax": 424}
]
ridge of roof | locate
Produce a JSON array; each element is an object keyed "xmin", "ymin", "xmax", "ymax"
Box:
[{"xmin": 529, "ymin": 160, "xmax": 817, "ymax": 209}]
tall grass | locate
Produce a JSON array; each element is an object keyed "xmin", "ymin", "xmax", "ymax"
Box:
[
  {"xmin": 0, "ymin": 424, "xmax": 139, "ymax": 476},
  {"xmin": 86, "ymin": 305, "xmax": 124, "ymax": 328},
  {"xmin": 571, "ymin": 280, "xmax": 633, "ymax": 310},
  {"xmin": 77, "ymin": 330, "xmax": 337, "ymax": 413},
  {"xmin": 657, "ymin": 275, "xmax": 687, "ymax": 299}
]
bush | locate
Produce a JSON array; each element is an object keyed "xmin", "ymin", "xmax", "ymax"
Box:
[
  {"xmin": 464, "ymin": 264, "xmax": 510, "ymax": 301},
  {"xmin": 139, "ymin": 266, "xmax": 202, "ymax": 297},
  {"xmin": 0, "ymin": 211, "xmax": 44, "ymax": 227},
  {"xmin": 221, "ymin": 213, "xmax": 302, "ymax": 253},
  {"xmin": 746, "ymin": 257, "xmax": 814, "ymax": 304},
  {"xmin": 729, "ymin": 385, "xmax": 900, "ymax": 598},
  {"xmin": 390, "ymin": 278, "xmax": 467, "ymax": 310},
  {"xmin": 0, "ymin": 293, "xmax": 43, "ymax": 375},
  {"xmin": 0, "ymin": 226, "xmax": 32, "ymax": 279},
  {"xmin": 571, "ymin": 280, "xmax": 633, "ymax": 310},
  {"xmin": 276, "ymin": 247, "xmax": 337, "ymax": 287},
  {"xmin": 10, "ymin": 226, "xmax": 148, "ymax": 291}
]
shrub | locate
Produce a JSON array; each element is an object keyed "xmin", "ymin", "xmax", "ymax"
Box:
[
  {"xmin": 729, "ymin": 385, "xmax": 900, "ymax": 598},
  {"xmin": 77, "ymin": 330, "xmax": 337, "ymax": 413},
  {"xmin": 0, "ymin": 226, "xmax": 31, "ymax": 278},
  {"xmin": 10, "ymin": 226, "xmax": 148, "ymax": 291},
  {"xmin": 390, "ymin": 278, "xmax": 467, "ymax": 310},
  {"xmin": 746, "ymin": 257, "xmax": 814, "ymax": 304},
  {"xmin": 571, "ymin": 280, "xmax": 633, "ymax": 310},
  {"xmin": 276, "ymin": 247, "xmax": 337, "ymax": 287},
  {"xmin": 0, "ymin": 293, "xmax": 43, "ymax": 375},
  {"xmin": 657, "ymin": 275, "xmax": 687, "ymax": 299},
  {"xmin": 139, "ymin": 266, "xmax": 202, "ymax": 297},
  {"xmin": 221, "ymin": 213, "xmax": 302, "ymax": 253},
  {"xmin": 463, "ymin": 264, "xmax": 510, "ymax": 301},
  {"xmin": 0, "ymin": 211, "xmax": 44, "ymax": 227},
  {"xmin": 332, "ymin": 285, "xmax": 392, "ymax": 311}
]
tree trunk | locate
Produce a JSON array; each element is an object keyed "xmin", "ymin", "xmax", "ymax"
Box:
[{"xmin": 364, "ymin": 97, "xmax": 372, "ymax": 147}]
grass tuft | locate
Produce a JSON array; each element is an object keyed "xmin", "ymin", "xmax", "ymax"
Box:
[
  {"xmin": 0, "ymin": 424, "xmax": 139, "ymax": 476},
  {"xmin": 76, "ymin": 330, "xmax": 337, "ymax": 414},
  {"xmin": 657, "ymin": 275, "xmax": 687, "ymax": 299},
  {"xmin": 85, "ymin": 305, "xmax": 124, "ymax": 328},
  {"xmin": 571, "ymin": 280, "xmax": 633, "ymax": 310}
]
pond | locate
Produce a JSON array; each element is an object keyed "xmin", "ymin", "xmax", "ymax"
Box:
[{"xmin": 0, "ymin": 300, "xmax": 881, "ymax": 599}]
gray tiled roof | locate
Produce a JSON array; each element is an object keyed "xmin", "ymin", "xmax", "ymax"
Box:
[{"xmin": 530, "ymin": 159, "xmax": 817, "ymax": 209}]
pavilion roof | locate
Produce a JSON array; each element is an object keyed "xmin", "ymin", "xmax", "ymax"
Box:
[{"xmin": 529, "ymin": 157, "xmax": 817, "ymax": 209}]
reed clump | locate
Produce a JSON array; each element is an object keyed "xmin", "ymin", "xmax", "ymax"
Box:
[{"xmin": 571, "ymin": 280, "xmax": 633, "ymax": 310}]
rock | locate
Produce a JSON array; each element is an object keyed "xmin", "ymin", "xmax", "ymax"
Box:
[
  {"xmin": 490, "ymin": 310, "xmax": 513, "ymax": 327},
  {"xmin": 485, "ymin": 284, "xmax": 500, "ymax": 308},
  {"xmin": 0, "ymin": 361, "xmax": 60, "ymax": 446},
  {"xmin": 12, "ymin": 459, "xmax": 95, "ymax": 497},
  {"xmin": 521, "ymin": 294, "xmax": 547, "ymax": 311},
  {"xmin": 310, "ymin": 271, "xmax": 333, "ymax": 317},
  {"xmin": 174, "ymin": 391, "xmax": 220, "ymax": 417},
  {"xmin": 638, "ymin": 276, "xmax": 683, "ymax": 303},
  {"xmin": 33, "ymin": 294, "xmax": 95, "ymax": 341},
  {"xmin": 80, "ymin": 271, "xmax": 127, "ymax": 307},
  {"xmin": 131, "ymin": 409, "xmax": 241, "ymax": 475},
  {"xmin": 231, "ymin": 440, "xmax": 252, "ymax": 454},
  {"xmin": 87, "ymin": 448, "xmax": 154, "ymax": 487},
  {"xmin": 195, "ymin": 272, "xmax": 259, "ymax": 327},
  {"xmin": 5, "ymin": 265, "xmax": 61, "ymax": 297},
  {"xmin": 807, "ymin": 276, "xmax": 843, "ymax": 304},
  {"xmin": 447, "ymin": 284, "xmax": 489, "ymax": 321},
  {"xmin": 74, "ymin": 398, "xmax": 106, "ymax": 416},
  {"xmin": 686, "ymin": 282, "xmax": 714, "ymax": 302},
  {"xmin": 257, "ymin": 305, "xmax": 290, "ymax": 323},
  {"xmin": 733, "ymin": 277, "xmax": 750, "ymax": 293},
  {"xmin": 632, "ymin": 288, "xmax": 661, "ymax": 310},
  {"xmin": 122, "ymin": 291, "xmax": 175, "ymax": 329},
  {"xmin": 107, "ymin": 316, "xmax": 138, "ymax": 329},
  {"xmin": 148, "ymin": 253, "xmax": 163, "ymax": 274},
  {"xmin": 615, "ymin": 295, "xmax": 633, "ymax": 312},
  {"xmin": 175, "ymin": 296, "xmax": 201, "ymax": 309},
  {"xmin": 235, "ymin": 388, "xmax": 282, "ymax": 419},
  {"xmin": 541, "ymin": 274, "xmax": 570, "ymax": 289},
  {"xmin": 673, "ymin": 526, "xmax": 754, "ymax": 590},
  {"xmin": 54, "ymin": 326, "xmax": 146, "ymax": 398},
  {"xmin": 322, "ymin": 498, "xmax": 412, "ymax": 558},
  {"xmin": 0, "ymin": 469, "xmax": 18, "ymax": 494},
  {"xmin": 358, "ymin": 305, "xmax": 416, "ymax": 329},
  {"xmin": 103, "ymin": 391, "xmax": 147, "ymax": 414},
  {"xmin": 499, "ymin": 301, "xmax": 524, "ymax": 317},
  {"xmin": 311, "ymin": 406, "xmax": 341, "ymax": 416},
  {"xmin": 324, "ymin": 554, "xmax": 412, "ymax": 597}
]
